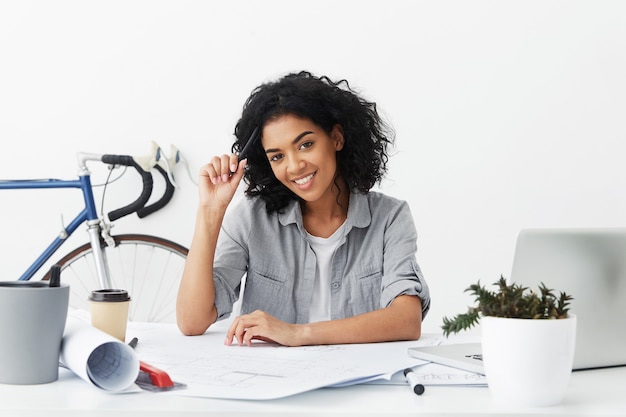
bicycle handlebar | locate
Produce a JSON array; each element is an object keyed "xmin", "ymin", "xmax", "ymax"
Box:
[
  {"xmin": 136, "ymin": 164, "xmax": 175, "ymax": 218},
  {"xmin": 78, "ymin": 147, "xmax": 181, "ymax": 222},
  {"xmin": 101, "ymin": 154, "xmax": 154, "ymax": 221}
]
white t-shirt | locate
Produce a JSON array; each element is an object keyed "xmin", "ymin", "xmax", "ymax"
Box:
[{"xmin": 305, "ymin": 222, "xmax": 346, "ymax": 323}]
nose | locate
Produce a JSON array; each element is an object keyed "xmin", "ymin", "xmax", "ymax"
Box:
[{"xmin": 286, "ymin": 154, "xmax": 305, "ymax": 174}]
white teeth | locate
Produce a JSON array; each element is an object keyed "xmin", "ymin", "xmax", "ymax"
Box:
[{"xmin": 294, "ymin": 173, "xmax": 314, "ymax": 185}]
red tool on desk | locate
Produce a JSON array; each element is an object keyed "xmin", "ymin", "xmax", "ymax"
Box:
[
  {"xmin": 136, "ymin": 361, "xmax": 186, "ymax": 392},
  {"xmin": 128, "ymin": 337, "xmax": 186, "ymax": 392}
]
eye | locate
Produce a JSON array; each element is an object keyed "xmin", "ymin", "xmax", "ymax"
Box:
[
  {"xmin": 269, "ymin": 153, "xmax": 283, "ymax": 162},
  {"xmin": 299, "ymin": 141, "xmax": 313, "ymax": 150}
]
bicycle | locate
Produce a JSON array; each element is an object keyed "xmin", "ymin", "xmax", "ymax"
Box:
[{"xmin": 0, "ymin": 144, "xmax": 191, "ymax": 323}]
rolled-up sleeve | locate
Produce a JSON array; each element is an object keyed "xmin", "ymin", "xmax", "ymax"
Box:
[
  {"xmin": 212, "ymin": 203, "xmax": 250, "ymax": 321},
  {"xmin": 379, "ymin": 200, "xmax": 431, "ymax": 318}
]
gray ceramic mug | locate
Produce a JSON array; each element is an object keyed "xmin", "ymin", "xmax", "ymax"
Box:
[{"xmin": 0, "ymin": 281, "xmax": 69, "ymax": 384}]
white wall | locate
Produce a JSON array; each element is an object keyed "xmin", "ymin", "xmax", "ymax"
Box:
[{"xmin": 1, "ymin": 0, "xmax": 625, "ymax": 333}]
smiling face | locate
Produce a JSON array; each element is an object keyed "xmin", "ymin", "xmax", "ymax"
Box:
[{"xmin": 262, "ymin": 114, "xmax": 345, "ymax": 207}]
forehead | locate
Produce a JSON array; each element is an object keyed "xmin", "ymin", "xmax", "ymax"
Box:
[{"xmin": 261, "ymin": 115, "xmax": 320, "ymax": 147}]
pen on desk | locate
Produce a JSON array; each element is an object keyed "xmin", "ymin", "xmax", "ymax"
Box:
[
  {"xmin": 404, "ymin": 368, "xmax": 425, "ymax": 395},
  {"xmin": 128, "ymin": 337, "xmax": 139, "ymax": 349}
]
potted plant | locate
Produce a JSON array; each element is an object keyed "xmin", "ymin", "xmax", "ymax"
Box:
[{"xmin": 442, "ymin": 276, "xmax": 576, "ymax": 407}]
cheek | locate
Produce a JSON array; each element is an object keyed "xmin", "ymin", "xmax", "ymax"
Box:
[{"xmin": 269, "ymin": 165, "xmax": 287, "ymax": 184}]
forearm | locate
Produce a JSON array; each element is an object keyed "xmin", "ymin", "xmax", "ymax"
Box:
[
  {"xmin": 298, "ymin": 295, "xmax": 423, "ymax": 345},
  {"xmin": 176, "ymin": 206, "xmax": 226, "ymax": 335}
]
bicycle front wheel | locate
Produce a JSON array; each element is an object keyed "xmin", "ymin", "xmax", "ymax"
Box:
[{"xmin": 51, "ymin": 234, "xmax": 188, "ymax": 323}]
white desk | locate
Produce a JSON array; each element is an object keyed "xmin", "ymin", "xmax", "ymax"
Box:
[
  {"xmin": 3, "ymin": 317, "xmax": 625, "ymax": 416},
  {"xmin": 1, "ymin": 365, "xmax": 625, "ymax": 416}
]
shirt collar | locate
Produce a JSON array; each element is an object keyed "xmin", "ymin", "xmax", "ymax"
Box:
[{"xmin": 278, "ymin": 192, "xmax": 372, "ymax": 231}]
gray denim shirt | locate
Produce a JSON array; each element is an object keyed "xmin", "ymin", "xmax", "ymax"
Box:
[{"xmin": 212, "ymin": 191, "xmax": 430, "ymax": 324}]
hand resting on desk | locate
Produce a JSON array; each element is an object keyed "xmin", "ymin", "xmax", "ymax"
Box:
[{"xmin": 224, "ymin": 295, "xmax": 423, "ymax": 347}]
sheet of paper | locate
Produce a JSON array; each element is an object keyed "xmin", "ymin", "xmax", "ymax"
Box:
[
  {"xmin": 129, "ymin": 322, "xmax": 433, "ymax": 400},
  {"xmin": 60, "ymin": 312, "xmax": 140, "ymax": 392},
  {"xmin": 329, "ymin": 333, "xmax": 487, "ymax": 387},
  {"xmin": 359, "ymin": 362, "xmax": 487, "ymax": 386},
  {"xmin": 380, "ymin": 331, "xmax": 487, "ymax": 386}
]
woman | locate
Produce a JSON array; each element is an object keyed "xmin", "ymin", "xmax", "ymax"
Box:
[{"xmin": 176, "ymin": 71, "xmax": 430, "ymax": 346}]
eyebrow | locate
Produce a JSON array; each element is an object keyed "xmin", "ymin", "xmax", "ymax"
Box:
[{"xmin": 265, "ymin": 131, "xmax": 314, "ymax": 154}]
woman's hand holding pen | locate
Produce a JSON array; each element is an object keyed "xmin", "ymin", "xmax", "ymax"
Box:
[
  {"xmin": 177, "ymin": 153, "xmax": 247, "ymax": 336},
  {"xmin": 197, "ymin": 154, "xmax": 247, "ymax": 209}
]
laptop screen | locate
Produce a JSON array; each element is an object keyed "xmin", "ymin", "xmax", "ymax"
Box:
[{"xmin": 510, "ymin": 228, "xmax": 626, "ymax": 370}]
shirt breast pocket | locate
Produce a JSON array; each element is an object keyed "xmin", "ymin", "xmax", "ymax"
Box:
[
  {"xmin": 347, "ymin": 266, "xmax": 383, "ymax": 315},
  {"xmin": 241, "ymin": 263, "xmax": 291, "ymax": 317}
]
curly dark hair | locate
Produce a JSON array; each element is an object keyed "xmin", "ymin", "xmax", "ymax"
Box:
[{"xmin": 232, "ymin": 71, "xmax": 394, "ymax": 213}]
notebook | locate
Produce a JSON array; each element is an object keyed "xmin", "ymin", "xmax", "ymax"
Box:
[{"xmin": 409, "ymin": 228, "xmax": 626, "ymax": 373}]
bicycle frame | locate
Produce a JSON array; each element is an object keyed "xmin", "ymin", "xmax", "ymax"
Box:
[
  {"xmin": 2, "ymin": 147, "xmax": 182, "ymax": 290},
  {"xmin": 0, "ymin": 161, "xmax": 113, "ymax": 287}
]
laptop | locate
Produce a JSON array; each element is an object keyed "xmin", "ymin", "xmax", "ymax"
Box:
[{"xmin": 409, "ymin": 228, "xmax": 626, "ymax": 373}]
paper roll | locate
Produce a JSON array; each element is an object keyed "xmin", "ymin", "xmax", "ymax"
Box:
[{"xmin": 60, "ymin": 316, "xmax": 139, "ymax": 391}]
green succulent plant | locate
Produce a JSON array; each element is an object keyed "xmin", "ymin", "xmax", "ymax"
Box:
[{"xmin": 441, "ymin": 275, "xmax": 573, "ymax": 337}]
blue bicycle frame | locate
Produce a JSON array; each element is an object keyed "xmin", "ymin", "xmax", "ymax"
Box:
[
  {"xmin": 0, "ymin": 172, "xmax": 112, "ymax": 284},
  {"xmin": 0, "ymin": 149, "xmax": 164, "ymax": 288}
]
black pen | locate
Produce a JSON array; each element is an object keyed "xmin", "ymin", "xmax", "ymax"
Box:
[
  {"xmin": 128, "ymin": 337, "xmax": 139, "ymax": 349},
  {"xmin": 237, "ymin": 126, "xmax": 260, "ymax": 162},
  {"xmin": 230, "ymin": 127, "xmax": 260, "ymax": 176},
  {"xmin": 404, "ymin": 368, "xmax": 425, "ymax": 395},
  {"xmin": 49, "ymin": 264, "xmax": 61, "ymax": 287}
]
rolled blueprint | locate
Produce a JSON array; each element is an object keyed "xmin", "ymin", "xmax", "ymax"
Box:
[{"xmin": 60, "ymin": 316, "xmax": 139, "ymax": 391}]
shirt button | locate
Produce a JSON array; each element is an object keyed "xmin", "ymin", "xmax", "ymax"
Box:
[{"xmin": 332, "ymin": 282, "xmax": 340, "ymax": 289}]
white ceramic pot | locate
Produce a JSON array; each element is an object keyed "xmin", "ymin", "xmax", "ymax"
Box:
[{"xmin": 481, "ymin": 314, "xmax": 577, "ymax": 407}]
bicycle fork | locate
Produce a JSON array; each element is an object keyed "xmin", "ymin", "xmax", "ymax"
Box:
[{"xmin": 86, "ymin": 220, "xmax": 114, "ymax": 289}]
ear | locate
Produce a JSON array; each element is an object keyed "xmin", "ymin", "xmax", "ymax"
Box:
[{"xmin": 331, "ymin": 124, "xmax": 345, "ymax": 151}]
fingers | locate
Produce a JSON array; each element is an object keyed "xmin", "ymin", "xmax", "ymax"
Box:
[
  {"xmin": 225, "ymin": 313, "xmax": 258, "ymax": 347},
  {"xmin": 229, "ymin": 158, "xmax": 247, "ymax": 185},
  {"xmin": 199, "ymin": 154, "xmax": 245, "ymax": 185},
  {"xmin": 224, "ymin": 311, "xmax": 276, "ymax": 347}
]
